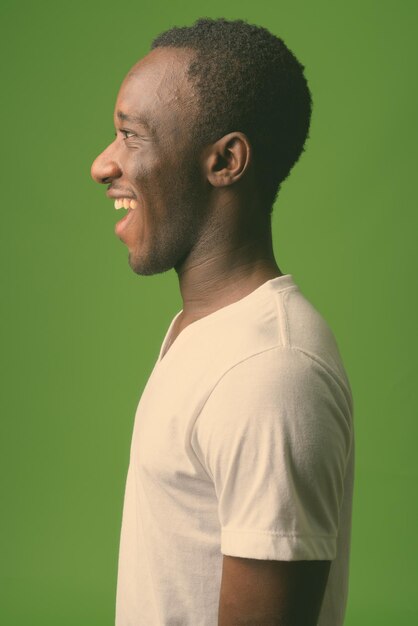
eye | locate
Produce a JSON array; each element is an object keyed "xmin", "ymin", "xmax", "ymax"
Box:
[
  {"xmin": 114, "ymin": 129, "xmax": 135, "ymax": 140},
  {"xmin": 121, "ymin": 129, "xmax": 135, "ymax": 139}
]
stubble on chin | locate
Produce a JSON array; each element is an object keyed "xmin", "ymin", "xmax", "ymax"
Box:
[{"xmin": 128, "ymin": 159, "xmax": 207, "ymax": 276}]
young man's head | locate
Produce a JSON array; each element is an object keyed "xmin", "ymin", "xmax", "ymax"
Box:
[
  {"xmin": 91, "ymin": 18, "xmax": 312, "ymax": 276},
  {"xmin": 150, "ymin": 18, "xmax": 312, "ymax": 214}
]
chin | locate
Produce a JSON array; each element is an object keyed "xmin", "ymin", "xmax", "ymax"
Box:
[
  {"xmin": 127, "ymin": 252, "xmax": 173, "ymax": 277},
  {"xmin": 126, "ymin": 235, "xmax": 192, "ymax": 276}
]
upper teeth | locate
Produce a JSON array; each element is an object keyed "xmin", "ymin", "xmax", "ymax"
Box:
[{"xmin": 114, "ymin": 198, "xmax": 138, "ymax": 210}]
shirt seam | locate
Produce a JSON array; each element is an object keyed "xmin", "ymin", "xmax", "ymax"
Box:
[
  {"xmin": 222, "ymin": 528, "xmax": 338, "ymax": 539},
  {"xmin": 275, "ymin": 285, "xmax": 294, "ymax": 346}
]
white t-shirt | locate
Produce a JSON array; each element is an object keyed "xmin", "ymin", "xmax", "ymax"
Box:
[{"xmin": 115, "ymin": 274, "xmax": 354, "ymax": 626}]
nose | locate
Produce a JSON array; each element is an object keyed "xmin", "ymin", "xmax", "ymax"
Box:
[{"xmin": 90, "ymin": 143, "xmax": 122, "ymax": 184}]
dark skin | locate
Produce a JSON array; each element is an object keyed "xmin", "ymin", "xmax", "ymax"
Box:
[
  {"xmin": 218, "ymin": 556, "xmax": 330, "ymax": 626},
  {"xmin": 91, "ymin": 46, "xmax": 331, "ymax": 624}
]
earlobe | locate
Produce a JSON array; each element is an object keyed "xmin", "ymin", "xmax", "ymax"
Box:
[{"xmin": 205, "ymin": 131, "xmax": 251, "ymax": 188}]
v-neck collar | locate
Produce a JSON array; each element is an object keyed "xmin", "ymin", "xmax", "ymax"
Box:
[{"xmin": 156, "ymin": 274, "xmax": 295, "ymax": 365}]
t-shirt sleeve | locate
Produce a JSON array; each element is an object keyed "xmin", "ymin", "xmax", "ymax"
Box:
[{"xmin": 190, "ymin": 346, "xmax": 353, "ymax": 561}]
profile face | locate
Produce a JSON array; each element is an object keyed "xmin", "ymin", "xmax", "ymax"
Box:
[{"xmin": 91, "ymin": 47, "xmax": 209, "ymax": 276}]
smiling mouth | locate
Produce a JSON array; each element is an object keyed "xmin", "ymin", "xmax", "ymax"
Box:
[{"xmin": 114, "ymin": 198, "xmax": 139, "ymax": 210}]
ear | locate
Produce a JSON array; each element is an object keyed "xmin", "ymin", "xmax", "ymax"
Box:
[{"xmin": 204, "ymin": 131, "xmax": 252, "ymax": 188}]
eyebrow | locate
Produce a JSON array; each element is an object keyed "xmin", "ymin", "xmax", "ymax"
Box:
[{"xmin": 116, "ymin": 110, "xmax": 155, "ymax": 135}]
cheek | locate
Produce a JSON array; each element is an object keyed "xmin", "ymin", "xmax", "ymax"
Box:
[
  {"xmin": 134, "ymin": 157, "xmax": 171, "ymax": 196},
  {"xmin": 128, "ymin": 146, "xmax": 164, "ymax": 184}
]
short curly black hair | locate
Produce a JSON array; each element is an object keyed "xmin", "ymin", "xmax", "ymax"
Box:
[{"xmin": 150, "ymin": 17, "xmax": 313, "ymax": 215}]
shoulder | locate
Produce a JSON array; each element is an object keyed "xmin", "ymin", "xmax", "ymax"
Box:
[
  {"xmin": 208, "ymin": 345, "xmax": 352, "ymax": 417},
  {"xmin": 193, "ymin": 345, "xmax": 353, "ymax": 464}
]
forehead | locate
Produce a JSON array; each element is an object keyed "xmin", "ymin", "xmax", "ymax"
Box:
[{"xmin": 114, "ymin": 47, "xmax": 198, "ymax": 132}]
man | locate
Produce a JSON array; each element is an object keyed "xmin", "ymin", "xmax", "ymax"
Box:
[{"xmin": 91, "ymin": 17, "xmax": 354, "ymax": 626}]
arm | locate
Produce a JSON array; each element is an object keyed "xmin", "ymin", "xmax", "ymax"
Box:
[
  {"xmin": 191, "ymin": 348, "xmax": 351, "ymax": 624},
  {"xmin": 218, "ymin": 555, "xmax": 331, "ymax": 626}
]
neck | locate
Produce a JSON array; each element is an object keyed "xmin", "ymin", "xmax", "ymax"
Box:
[{"xmin": 175, "ymin": 219, "xmax": 283, "ymax": 322}]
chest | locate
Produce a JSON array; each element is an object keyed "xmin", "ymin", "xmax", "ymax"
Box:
[{"xmin": 129, "ymin": 356, "xmax": 215, "ymax": 494}]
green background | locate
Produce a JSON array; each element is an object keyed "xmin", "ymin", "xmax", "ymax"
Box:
[{"xmin": 1, "ymin": 0, "xmax": 417, "ymax": 624}]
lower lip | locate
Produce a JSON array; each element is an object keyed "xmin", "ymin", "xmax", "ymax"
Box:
[{"xmin": 114, "ymin": 209, "xmax": 135, "ymax": 238}]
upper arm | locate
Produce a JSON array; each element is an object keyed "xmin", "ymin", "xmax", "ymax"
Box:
[
  {"xmin": 218, "ymin": 555, "xmax": 331, "ymax": 626},
  {"xmin": 191, "ymin": 348, "xmax": 351, "ymax": 624},
  {"xmin": 192, "ymin": 348, "xmax": 351, "ymax": 562}
]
